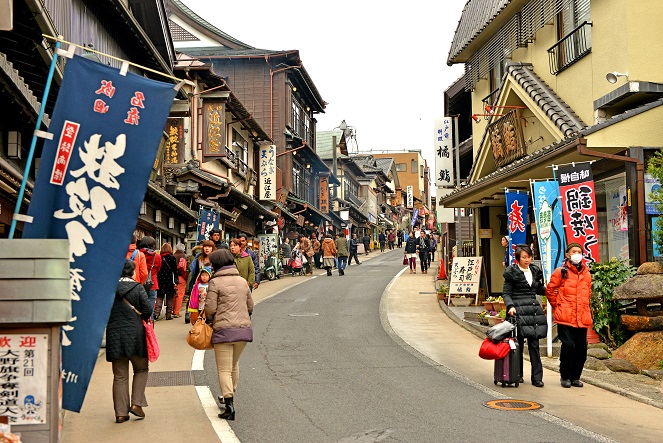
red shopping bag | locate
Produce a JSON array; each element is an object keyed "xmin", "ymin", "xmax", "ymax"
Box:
[{"xmin": 478, "ymin": 337, "xmax": 511, "ymax": 360}]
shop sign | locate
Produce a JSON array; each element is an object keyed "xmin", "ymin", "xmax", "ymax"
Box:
[
  {"xmin": 258, "ymin": 233, "xmax": 278, "ymax": 269},
  {"xmin": 406, "ymin": 186, "xmax": 413, "ymax": 208},
  {"xmin": 319, "ymin": 175, "xmax": 329, "ymax": 213},
  {"xmin": 556, "ymin": 162, "xmax": 599, "ymax": 263},
  {"xmin": 296, "ymin": 215, "xmax": 305, "ymax": 226},
  {"xmin": 259, "ymin": 144, "xmax": 276, "ymax": 201},
  {"xmin": 0, "ymin": 334, "xmax": 48, "ymax": 424},
  {"xmin": 202, "ymin": 101, "xmax": 225, "ymax": 158},
  {"xmin": 505, "ymin": 190, "xmax": 529, "ymax": 265},
  {"xmin": 197, "ymin": 208, "xmax": 220, "ymax": 241},
  {"xmin": 450, "ymin": 257, "xmax": 483, "ymax": 295},
  {"xmin": 645, "ymin": 173, "xmax": 662, "ymax": 214},
  {"xmin": 488, "ymin": 110, "xmax": 526, "ymax": 168},
  {"xmin": 164, "ymin": 118, "xmax": 184, "ymax": 164},
  {"xmin": 434, "ymin": 116, "xmax": 454, "ymax": 188}
]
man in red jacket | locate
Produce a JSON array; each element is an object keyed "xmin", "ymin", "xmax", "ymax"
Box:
[{"xmin": 546, "ymin": 242, "xmax": 592, "ymax": 388}]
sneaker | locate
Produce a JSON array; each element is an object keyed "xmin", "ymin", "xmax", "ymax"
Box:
[
  {"xmin": 571, "ymin": 380, "xmax": 584, "ymax": 387},
  {"xmin": 561, "ymin": 379, "xmax": 572, "ymax": 388},
  {"xmin": 532, "ymin": 380, "xmax": 544, "ymax": 388}
]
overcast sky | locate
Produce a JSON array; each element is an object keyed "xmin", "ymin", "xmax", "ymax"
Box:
[{"xmin": 183, "ymin": 0, "xmax": 467, "ymax": 172}]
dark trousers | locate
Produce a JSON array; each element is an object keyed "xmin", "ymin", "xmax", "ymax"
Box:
[
  {"xmin": 517, "ymin": 333, "xmax": 543, "ymax": 383},
  {"xmin": 363, "ymin": 243, "xmax": 370, "ymax": 255},
  {"xmin": 557, "ymin": 324, "xmax": 588, "ymax": 381},
  {"xmin": 314, "ymin": 251, "xmax": 322, "ymax": 268},
  {"xmin": 419, "ymin": 251, "xmax": 429, "ymax": 272},
  {"xmin": 379, "ymin": 241, "xmax": 385, "ymax": 252},
  {"xmin": 388, "ymin": 241, "xmax": 394, "ymax": 250},
  {"xmin": 349, "ymin": 251, "xmax": 360, "ymax": 264}
]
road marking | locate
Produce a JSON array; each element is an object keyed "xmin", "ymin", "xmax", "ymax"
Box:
[
  {"xmin": 192, "ymin": 349, "xmax": 205, "ymax": 371},
  {"xmin": 195, "ymin": 385, "xmax": 240, "ymax": 443}
]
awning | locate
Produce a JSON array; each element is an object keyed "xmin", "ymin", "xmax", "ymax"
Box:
[
  {"xmin": 286, "ymin": 195, "xmax": 331, "ymax": 223},
  {"xmin": 146, "ymin": 182, "xmax": 197, "ymax": 220},
  {"xmin": 271, "ymin": 201, "xmax": 297, "ymax": 221},
  {"xmin": 229, "ymin": 187, "xmax": 278, "ymax": 221}
]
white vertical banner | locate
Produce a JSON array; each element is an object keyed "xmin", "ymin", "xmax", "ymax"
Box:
[
  {"xmin": 434, "ymin": 116, "xmax": 454, "ymax": 188},
  {"xmin": 436, "ymin": 188, "xmax": 456, "ymax": 223},
  {"xmin": 259, "ymin": 144, "xmax": 276, "ymax": 201},
  {"xmin": 406, "ymin": 185, "xmax": 413, "ymax": 209}
]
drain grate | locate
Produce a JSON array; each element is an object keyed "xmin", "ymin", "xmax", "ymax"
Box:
[
  {"xmin": 419, "ymin": 291, "xmax": 437, "ymax": 294},
  {"xmin": 288, "ymin": 313, "xmax": 319, "ymax": 317},
  {"xmin": 146, "ymin": 370, "xmax": 194, "ymax": 387},
  {"xmin": 483, "ymin": 399, "xmax": 543, "ymax": 411}
]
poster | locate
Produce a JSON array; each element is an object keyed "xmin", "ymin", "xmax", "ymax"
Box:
[
  {"xmin": 557, "ymin": 162, "xmax": 599, "ymax": 263},
  {"xmin": 22, "ymin": 55, "xmax": 177, "ymax": 411},
  {"xmin": 605, "ymin": 178, "xmax": 629, "ymax": 260},
  {"xmin": 259, "ymin": 144, "xmax": 276, "ymax": 201},
  {"xmin": 531, "ymin": 180, "xmax": 565, "ymax": 283},
  {"xmin": 258, "ymin": 233, "xmax": 278, "ymax": 269},
  {"xmin": 0, "ymin": 334, "xmax": 48, "ymax": 424},
  {"xmin": 449, "ymin": 257, "xmax": 483, "ymax": 295}
]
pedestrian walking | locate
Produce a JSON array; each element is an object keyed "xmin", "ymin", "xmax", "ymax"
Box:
[
  {"xmin": 229, "ymin": 238, "xmax": 256, "ymax": 286},
  {"xmin": 279, "ymin": 237, "xmax": 292, "ymax": 274},
  {"xmin": 173, "ymin": 243, "xmax": 187, "ymax": 318},
  {"xmin": 238, "ymin": 234, "xmax": 260, "ymax": 290},
  {"xmin": 349, "ymin": 233, "xmax": 361, "ymax": 265},
  {"xmin": 378, "ymin": 231, "xmax": 386, "ymax": 252},
  {"xmin": 189, "ymin": 266, "xmax": 212, "ymax": 325},
  {"xmin": 188, "ymin": 240, "xmax": 215, "ymax": 294},
  {"xmin": 362, "ymin": 233, "xmax": 371, "ymax": 255},
  {"xmin": 155, "ymin": 243, "xmax": 178, "ymax": 320},
  {"xmin": 335, "ymin": 233, "xmax": 349, "ymax": 275},
  {"xmin": 311, "ymin": 233, "xmax": 322, "ymax": 269},
  {"xmin": 503, "ymin": 244, "xmax": 547, "ymax": 388},
  {"xmin": 126, "ymin": 235, "xmax": 147, "ymax": 284},
  {"xmin": 387, "ymin": 230, "xmax": 396, "ymax": 250},
  {"xmin": 428, "ymin": 234, "xmax": 437, "ymax": 266},
  {"xmin": 138, "ymin": 236, "xmax": 161, "ymax": 319},
  {"xmin": 405, "ymin": 231, "xmax": 418, "ymax": 273},
  {"xmin": 545, "ymin": 242, "xmax": 592, "ymax": 388},
  {"xmin": 210, "ymin": 229, "xmax": 229, "ymax": 250},
  {"xmin": 321, "ymin": 234, "xmax": 337, "ymax": 276},
  {"xmin": 205, "ymin": 249, "xmax": 254, "ymax": 421},
  {"xmin": 418, "ymin": 233, "xmax": 430, "ymax": 274},
  {"xmin": 397, "ymin": 229, "xmax": 403, "ymax": 248},
  {"xmin": 299, "ymin": 235, "xmax": 314, "ymax": 274},
  {"xmin": 106, "ymin": 260, "xmax": 153, "ymax": 423}
]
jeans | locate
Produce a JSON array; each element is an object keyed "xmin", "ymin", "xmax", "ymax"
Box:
[
  {"xmin": 337, "ymin": 256, "xmax": 348, "ymax": 271},
  {"xmin": 148, "ymin": 289, "xmax": 157, "ymax": 319}
]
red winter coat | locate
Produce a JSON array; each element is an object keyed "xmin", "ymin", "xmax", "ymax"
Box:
[{"xmin": 545, "ymin": 262, "xmax": 593, "ymax": 328}]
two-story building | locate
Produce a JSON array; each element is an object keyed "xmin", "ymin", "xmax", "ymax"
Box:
[{"xmin": 441, "ymin": 0, "xmax": 663, "ymax": 294}]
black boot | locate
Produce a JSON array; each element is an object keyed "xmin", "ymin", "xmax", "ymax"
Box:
[
  {"xmin": 218, "ymin": 396, "xmax": 235, "ymax": 420},
  {"xmin": 326, "ymin": 267, "xmax": 332, "ymax": 276},
  {"xmin": 339, "ymin": 269, "xmax": 344, "ymax": 276}
]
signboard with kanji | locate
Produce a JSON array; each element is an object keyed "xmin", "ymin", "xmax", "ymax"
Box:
[
  {"xmin": 164, "ymin": 118, "xmax": 184, "ymax": 164},
  {"xmin": 0, "ymin": 334, "xmax": 48, "ymax": 424},
  {"xmin": 319, "ymin": 175, "xmax": 329, "ymax": 213},
  {"xmin": 434, "ymin": 116, "xmax": 454, "ymax": 188},
  {"xmin": 202, "ymin": 101, "xmax": 225, "ymax": 158},
  {"xmin": 406, "ymin": 186, "xmax": 413, "ymax": 208},
  {"xmin": 259, "ymin": 144, "xmax": 276, "ymax": 201},
  {"xmin": 449, "ymin": 257, "xmax": 483, "ymax": 295},
  {"xmin": 258, "ymin": 233, "xmax": 278, "ymax": 269}
]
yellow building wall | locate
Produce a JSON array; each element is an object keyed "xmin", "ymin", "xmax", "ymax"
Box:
[{"xmin": 373, "ymin": 152, "xmax": 426, "ymax": 203}]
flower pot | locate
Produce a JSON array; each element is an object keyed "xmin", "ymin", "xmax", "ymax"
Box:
[
  {"xmin": 483, "ymin": 301, "xmax": 494, "ymax": 311},
  {"xmin": 479, "ymin": 317, "xmax": 489, "ymax": 326},
  {"xmin": 495, "ymin": 301, "xmax": 506, "ymax": 311},
  {"xmin": 452, "ymin": 297, "xmax": 472, "ymax": 307},
  {"xmin": 437, "ymin": 292, "xmax": 447, "ymax": 301}
]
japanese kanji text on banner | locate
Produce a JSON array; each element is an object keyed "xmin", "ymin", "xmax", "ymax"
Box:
[
  {"xmin": 259, "ymin": 144, "xmax": 276, "ymax": 201},
  {"xmin": 22, "ymin": 55, "xmax": 178, "ymax": 412},
  {"xmin": 197, "ymin": 208, "xmax": 220, "ymax": 241},
  {"xmin": 434, "ymin": 116, "xmax": 454, "ymax": 188},
  {"xmin": 556, "ymin": 162, "xmax": 599, "ymax": 263},
  {"xmin": 449, "ymin": 257, "xmax": 483, "ymax": 295},
  {"xmin": 531, "ymin": 180, "xmax": 565, "ymax": 283},
  {"xmin": 505, "ymin": 190, "xmax": 529, "ymax": 265}
]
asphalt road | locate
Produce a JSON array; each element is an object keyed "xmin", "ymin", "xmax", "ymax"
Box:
[{"xmin": 197, "ymin": 250, "xmax": 611, "ymax": 443}]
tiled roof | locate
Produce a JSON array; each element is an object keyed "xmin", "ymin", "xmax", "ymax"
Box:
[
  {"xmin": 183, "ymin": 47, "xmax": 297, "ymax": 57},
  {"xmin": 169, "ymin": 0, "xmax": 254, "ymax": 49},
  {"xmin": 448, "ymin": 0, "xmax": 513, "ymax": 64},
  {"xmin": 507, "ymin": 63, "xmax": 586, "ymax": 136},
  {"xmin": 374, "ymin": 158, "xmax": 394, "ymax": 176},
  {"xmin": 315, "ymin": 130, "xmax": 346, "ymax": 160}
]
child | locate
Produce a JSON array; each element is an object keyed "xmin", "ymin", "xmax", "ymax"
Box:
[{"xmin": 188, "ymin": 266, "xmax": 213, "ymax": 324}]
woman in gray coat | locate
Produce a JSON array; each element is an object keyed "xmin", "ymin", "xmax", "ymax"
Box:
[
  {"xmin": 205, "ymin": 249, "xmax": 254, "ymax": 421},
  {"xmin": 106, "ymin": 260, "xmax": 153, "ymax": 423}
]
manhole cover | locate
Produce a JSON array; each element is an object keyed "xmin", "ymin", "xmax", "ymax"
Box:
[
  {"xmin": 146, "ymin": 371, "xmax": 194, "ymax": 387},
  {"xmin": 483, "ymin": 399, "xmax": 543, "ymax": 411},
  {"xmin": 288, "ymin": 313, "xmax": 319, "ymax": 317}
]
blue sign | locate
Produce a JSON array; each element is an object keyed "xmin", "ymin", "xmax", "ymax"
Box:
[
  {"xmin": 531, "ymin": 180, "xmax": 566, "ymax": 282},
  {"xmin": 411, "ymin": 209, "xmax": 419, "ymax": 227},
  {"xmin": 197, "ymin": 208, "xmax": 220, "ymax": 241},
  {"xmin": 23, "ymin": 55, "xmax": 178, "ymax": 412},
  {"xmin": 505, "ymin": 190, "xmax": 529, "ymax": 265}
]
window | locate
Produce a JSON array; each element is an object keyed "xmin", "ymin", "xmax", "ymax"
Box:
[
  {"xmin": 395, "ymin": 163, "xmax": 406, "ymax": 172},
  {"xmin": 420, "ymin": 165, "xmax": 424, "ymax": 178},
  {"xmin": 232, "ymin": 129, "xmax": 248, "ymax": 164},
  {"xmin": 411, "ymin": 160, "xmax": 417, "ymax": 174},
  {"xmin": 549, "ymin": 0, "xmax": 592, "ymax": 74}
]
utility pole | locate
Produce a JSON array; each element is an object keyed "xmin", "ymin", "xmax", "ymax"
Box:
[{"xmin": 332, "ymin": 135, "xmax": 337, "ymax": 199}]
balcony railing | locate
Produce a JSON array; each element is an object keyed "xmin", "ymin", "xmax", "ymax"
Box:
[{"xmin": 548, "ymin": 21, "xmax": 592, "ymax": 75}]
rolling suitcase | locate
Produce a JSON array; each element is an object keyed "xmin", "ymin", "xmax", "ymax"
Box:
[{"xmin": 493, "ymin": 320, "xmax": 520, "ymax": 387}]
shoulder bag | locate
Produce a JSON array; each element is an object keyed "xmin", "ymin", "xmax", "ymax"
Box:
[
  {"xmin": 144, "ymin": 259, "xmax": 156, "ymax": 293},
  {"xmin": 478, "ymin": 337, "xmax": 511, "ymax": 360},
  {"xmin": 186, "ymin": 311, "xmax": 214, "ymax": 350},
  {"xmin": 122, "ymin": 287, "xmax": 160, "ymax": 362}
]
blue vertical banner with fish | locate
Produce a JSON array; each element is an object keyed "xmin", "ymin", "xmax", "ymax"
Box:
[
  {"xmin": 531, "ymin": 180, "xmax": 566, "ymax": 283},
  {"xmin": 22, "ymin": 55, "xmax": 178, "ymax": 411},
  {"xmin": 505, "ymin": 190, "xmax": 529, "ymax": 265}
]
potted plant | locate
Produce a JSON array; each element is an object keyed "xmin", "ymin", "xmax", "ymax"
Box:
[
  {"xmin": 437, "ymin": 283, "xmax": 449, "ymax": 301},
  {"xmin": 478, "ymin": 311, "xmax": 489, "ymax": 326},
  {"xmin": 483, "ymin": 297, "xmax": 496, "ymax": 311}
]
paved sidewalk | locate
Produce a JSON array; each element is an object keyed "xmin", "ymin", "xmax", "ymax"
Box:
[
  {"xmin": 60, "ymin": 251, "xmax": 382, "ymax": 443},
  {"xmin": 384, "ymin": 263, "xmax": 663, "ymax": 443}
]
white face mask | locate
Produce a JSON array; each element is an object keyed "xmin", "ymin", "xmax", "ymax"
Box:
[{"xmin": 570, "ymin": 253, "xmax": 583, "ymax": 264}]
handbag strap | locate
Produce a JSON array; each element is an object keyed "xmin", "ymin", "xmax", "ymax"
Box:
[{"xmin": 121, "ymin": 283, "xmax": 143, "ymax": 316}]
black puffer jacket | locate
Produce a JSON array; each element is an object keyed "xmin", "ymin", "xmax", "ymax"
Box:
[
  {"xmin": 106, "ymin": 280, "xmax": 153, "ymax": 362},
  {"xmin": 502, "ymin": 264, "xmax": 547, "ymax": 340},
  {"xmin": 405, "ymin": 236, "xmax": 418, "ymax": 254}
]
